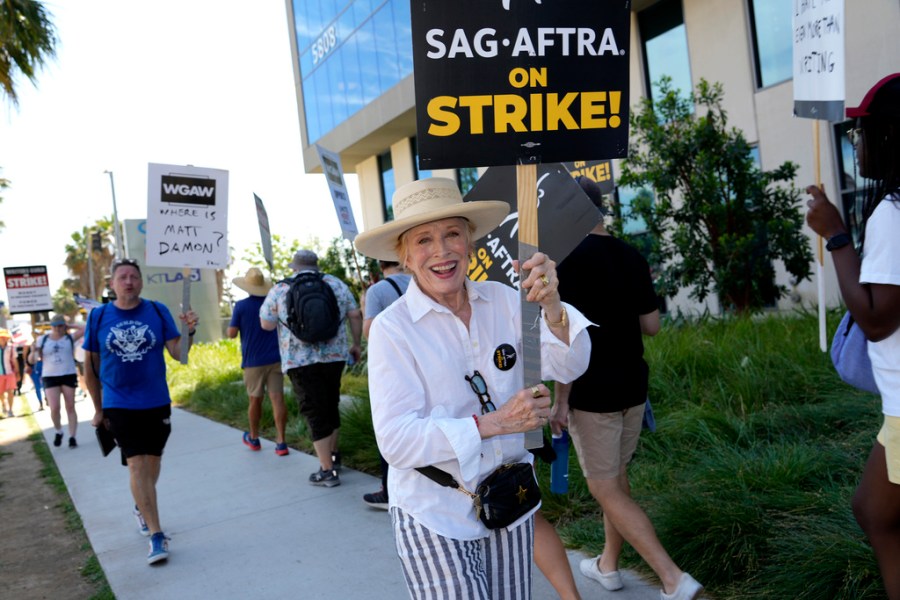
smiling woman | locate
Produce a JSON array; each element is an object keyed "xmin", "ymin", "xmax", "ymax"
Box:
[{"xmin": 354, "ymin": 177, "xmax": 592, "ymax": 599}]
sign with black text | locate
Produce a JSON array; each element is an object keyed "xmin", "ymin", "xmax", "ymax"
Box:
[
  {"xmin": 4, "ymin": 265, "xmax": 53, "ymax": 314},
  {"xmin": 316, "ymin": 145, "xmax": 358, "ymax": 241},
  {"xmin": 562, "ymin": 159, "xmax": 614, "ymax": 195},
  {"xmin": 465, "ymin": 164, "xmax": 599, "ymax": 288},
  {"xmin": 254, "ymin": 193, "xmax": 274, "ymax": 273},
  {"xmin": 411, "ymin": 0, "xmax": 631, "ymax": 169},
  {"xmin": 146, "ymin": 163, "xmax": 230, "ymax": 269},
  {"xmin": 793, "ymin": 0, "xmax": 844, "ymax": 122}
]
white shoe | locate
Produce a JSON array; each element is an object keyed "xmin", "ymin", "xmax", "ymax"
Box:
[
  {"xmin": 579, "ymin": 555, "xmax": 624, "ymax": 591},
  {"xmin": 660, "ymin": 573, "xmax": 703, "ymax": 600}
]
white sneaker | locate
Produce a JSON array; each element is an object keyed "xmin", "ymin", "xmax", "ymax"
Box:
[
  {"xmin": 579, "ymin": 555, "xmax": 624, "ymax": 591},
  {"xmin": 660, "ymin": 573, "xmax": 703, "ymax": 600}
]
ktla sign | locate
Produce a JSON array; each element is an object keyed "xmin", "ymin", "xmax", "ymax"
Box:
[{"xmin": 412, "ymin": 0, "xmax": 631, "ymax": 169}]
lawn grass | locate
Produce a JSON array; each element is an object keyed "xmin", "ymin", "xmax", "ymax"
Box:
[{"xmin": 168, "ymin": 309, "xmax": 886, "ymax": 599}]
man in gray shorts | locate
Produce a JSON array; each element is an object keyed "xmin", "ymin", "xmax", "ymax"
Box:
[{"xmin": 551, "ymin": 176, "xmax": 703, "ymax": 600}]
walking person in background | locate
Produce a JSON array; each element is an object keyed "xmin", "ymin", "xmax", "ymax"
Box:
[
  {"xmin": 32, "ymin": 315, "xmax": 84, "ymax": 448},
  {"xmin": 260, "ymin": 250, "xmax": 363, "ymax": 487},
  {"xmin": 0, "ymin": 329, "xmax": 19, "ymax": 417},
  {"xmin": 84, "ymin": 257, "xmax": 199, "ymax": 565},
  {"xmin": 354, "ymin": 177, "xmax": 592, "ymax": 599},
  {"xmin": 25, "ymin": 336, "xmax": 44, "ymax": 411},
  {"xmin": 14, "ymin": 339, "xmax": 26, "ymax": 395},
  {"xmin": 552, "ymin": 176, "xmax": 703, "ymax": 600},
  {"xmin": 361, "ymin": 259, "xmax": 411, "ymax": 509},
  {"xmin": 227, "ymin": 267, "xmax": 289, "ymax": 456},
  {"xmin": 806, "ymin": 73, "xmax": 900, "ymax": 599}
]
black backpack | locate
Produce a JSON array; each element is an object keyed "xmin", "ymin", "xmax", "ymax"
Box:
[{"xmin": 279, "ymin": 272, "xmax": 342, "ymax": 343}]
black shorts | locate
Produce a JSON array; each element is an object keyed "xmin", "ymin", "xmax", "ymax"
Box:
[
  {"xmin": 42, "ymin": 374, "xmax": 79, "ymax": 390},
  {"xmin": 105, "ymin": 404, "xmax": 172, "ymax": 463},
  {"xmin": 287, "ymin": 361, "xmax": 345, "ymax": 441}
]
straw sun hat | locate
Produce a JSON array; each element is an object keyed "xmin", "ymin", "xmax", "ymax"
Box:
[
  {"xmin": 353, "ymin": 177, "xmax": 509, "ymax": 262},
  {"xmin": 232, "ymin": 267, "xmax": 273, "ymax": 297}
]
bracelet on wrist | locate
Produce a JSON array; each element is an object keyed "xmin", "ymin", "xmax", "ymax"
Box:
[
  {"xmin": 188, "ymin": 329, "xmax": 196, "ymax": 337},
  {"xmin": 825, "ymin": 232, "xmax": 852, "ymax": 252},
  {"xmin": 543, "ymin": 306, "xmax": 568, "ymax": 328}
]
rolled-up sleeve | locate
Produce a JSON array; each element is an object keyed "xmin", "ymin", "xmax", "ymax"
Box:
[{"xmin": 540, "ymin": 302, "xmax": 592, "ymax": 383}]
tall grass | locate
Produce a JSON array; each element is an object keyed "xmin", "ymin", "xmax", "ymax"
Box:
[{"xmin": 168, "ymin": 309, "xmax": 886, "ymax": 599}]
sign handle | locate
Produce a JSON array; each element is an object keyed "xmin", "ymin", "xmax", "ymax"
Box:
[
  {"xmin": 516, "ymin": 163, "xmax": 544, "ymax": 450},
  {"xmin": 179, "ymin": 267, "xmax": 192, "ymax": 365},
  {"xmin": 813, "ymin": 120, "xmax": 827, "ymax": 352}
]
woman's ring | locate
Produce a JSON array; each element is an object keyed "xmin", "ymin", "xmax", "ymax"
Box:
[
  {"xmin": 539, "ymin": 274, "xmax": 550, "ymax": 286},
  {"xmin": 531, "ymin": 386, "xmax": 541, "ymax": 398}
]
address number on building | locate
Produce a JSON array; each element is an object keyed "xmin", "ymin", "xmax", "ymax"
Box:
[{"xmin": 312, "ymin": 26, "xmax": 337, "ymax": 65}]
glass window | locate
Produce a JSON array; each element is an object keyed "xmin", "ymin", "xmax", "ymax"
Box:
[
  {"xmin": 341, "ymin": 35, "xmax": 365, "ymax": 115},
  {"xmin": 373, "ymin": 3, "xmax": 400, "ymax": 88},
  {"xmin": 833, "ymin": 121, "xmax": 866, "ymax": 246},
  {"xmin": 379, "ymin": 151, "xmax": 395, "ymax": 222},
  {"xmin": 615, "ymin": 185, "xmax": 652, "ymax": 235},
  {"xmin": 296, "ymin": 0, "xmax": 414, "ymax": 144},
  {"xmin": 748, "ymin": 145, "xmax": 761, "ymax": 168},
  {"xmin": 457, "ymin": 168, "xmax": 479, "ymax": 196},
  {"xmin": 639, "ymin": 0, "xmax": 692, "ymax": 106},
  {"xmin": 748, "ymin": 0, "xmax": 792, "ymax": 88},
  {"xmin": 328, "ymin": 52, "xmax": 349, "ymax": 126}
]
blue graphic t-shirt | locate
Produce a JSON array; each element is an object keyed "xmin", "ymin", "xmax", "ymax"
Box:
[{"xmin": 82, "ymin": 299, "xmax": 180, "ymax": 410}]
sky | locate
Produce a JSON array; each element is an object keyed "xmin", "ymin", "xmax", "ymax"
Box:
[{"xmin": 0, "ymin": 0, "xmax": 361, "ymax": 317}]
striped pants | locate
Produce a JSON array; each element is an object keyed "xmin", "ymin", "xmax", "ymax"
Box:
[{"xmin": 391, "ymin": 507, "xmax": 535, "ymax": 600}]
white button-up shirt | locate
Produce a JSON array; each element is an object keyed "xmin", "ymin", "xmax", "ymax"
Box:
[{"xmin": 368, "ymin": 278, "xmax": 592, "ymax": 540}]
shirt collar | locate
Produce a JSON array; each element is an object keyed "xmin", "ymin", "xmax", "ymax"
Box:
[{"xmin": 404, "ymin": 278, "xmax": 489, "ymax": 324}]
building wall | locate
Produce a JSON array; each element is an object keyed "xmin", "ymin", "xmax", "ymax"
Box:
[{"xmin": 288, "ymin": 0, "xmax": 900, "ymax": 314}]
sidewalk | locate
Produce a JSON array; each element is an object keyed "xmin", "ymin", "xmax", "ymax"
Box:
[{"xmin": 30, "ymin": 392, "xmax": 663, "ymax": 599}]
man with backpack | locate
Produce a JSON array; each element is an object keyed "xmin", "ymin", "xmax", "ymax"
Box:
[{"xmin": 260, "ymin": 249, "xmax": 362, "ymax": 488}]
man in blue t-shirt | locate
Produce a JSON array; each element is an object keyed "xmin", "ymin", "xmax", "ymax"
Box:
[
  {"xmin": 83, "ymin": 258, "xmax": 199, "ymax": 566},
  {"xmin": 227, "ymin": 267, "xmax": 287, "ymax": 456}
]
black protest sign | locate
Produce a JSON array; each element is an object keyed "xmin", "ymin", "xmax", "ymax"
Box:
[
  {"xmin": 411, "ymin": 0, "xmax": 631, "ymax": 170},
  {"xmin": 562, "ymin": 159, "xmax": 615, "ymax": 195},
  {"xmin": 465, "ymin": 164, "xmax": 599, "ymax": 288}
]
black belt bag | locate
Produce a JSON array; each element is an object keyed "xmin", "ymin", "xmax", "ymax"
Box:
[{"xmin": 417, "ymin": 462, "xmax": 541, "ymax": 529}]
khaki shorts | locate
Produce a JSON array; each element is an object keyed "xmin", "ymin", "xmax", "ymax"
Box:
[
  {"xmin": 877, "ymin": 415, "xmax": 900, "ymax": 485},
  {"xmin": 243, "ymin": 363, "xmax": 284, "ymax": 398},
  {"xmin": 569, "ymin": 404, "xmax": 645, "ymax": 480}
]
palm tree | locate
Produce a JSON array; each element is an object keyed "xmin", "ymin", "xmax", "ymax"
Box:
[
  {"xmin": 0, "ymin": 0, "xmax": 58, "ymax": 107},
  {"xmin": 63, "ymin": 219, "xmax": 116, "ymax": 301}
]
